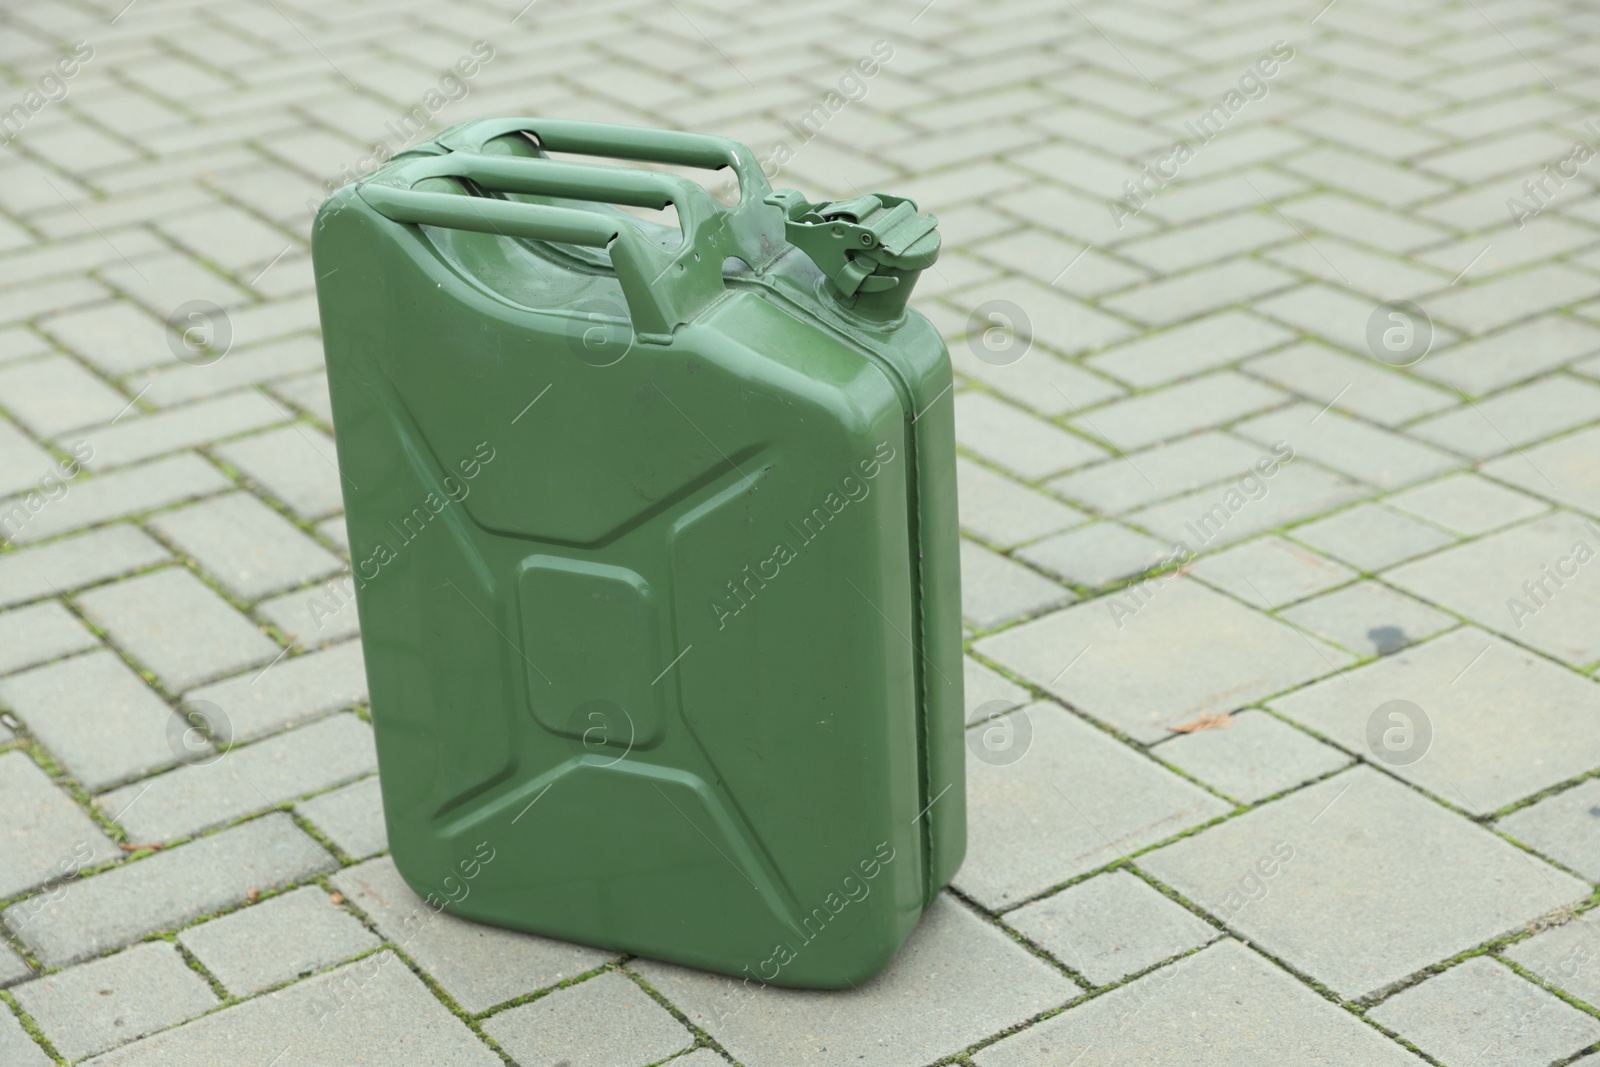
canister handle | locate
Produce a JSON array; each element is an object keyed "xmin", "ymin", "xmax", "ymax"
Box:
[{"xmin": 356, "ymin": 153, "xmax": 731, "ymax": 345}]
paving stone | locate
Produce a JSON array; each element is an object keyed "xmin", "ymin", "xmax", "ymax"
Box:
[
  {"xmin": 178, "ymin": 885, "xmax": 381, "ymax": 997},
  {"xmin": 0, "ymin": 414, "xmax": 59, "ymax": 500},
  {"xmin": 1139, "ymin": 768, "xmax": 1588, "ymax": 1000},
  {"xmin": 1101, "ymin": 258, "xmax": 1298, "ymax": 326},
  {"xmin": 1004, "ymin": 869, "xmax": 1218, "ymax": 985},
  {"xmin": 1386, "ymin": 510, "xmax": 1600, "ymax": 665},
  {"xmin": 1411, "ymin": 377, "xmax": 1600, "ymax": 459},
  {"xmin": 0, "ymin": 751, "xmax": 121, "ymax": 899},
  {"xmin": 76, "ymin": 567, "xmax": 281, "ymax": 692},
  {"xmin": 0, "ymin": 355, "xmax": 129, "ymax": 437},
  {"xmin": 1385, "ymin": 472, "xmax": 1551, "ymax": 536},
  {"xmin": 1085, "ymin": 311, "xmax": 1294, "ymax": 388},
  {"xmin": 1414, "ymin": 315, "xmax": 1600, "ymax": 394},
  {"xmin": 1234, "ymin": 403, "xmax": 1461, "ymax": 491},
  {"xmin": 947, "ymin": 277, "xmax": 1135, "ymax": 356},
  {"xmin": 1276, "ymin": 626, "xmax": 1600, "ymax": 811},
  {"xmin": 1150, "ymin": 709, "xmax": 1352, "ymax": 805},
  {"xmin": 186, "ymin": 638, "xmax": 367, "ymax": 742},
  {"xmin": 147, "ymin": 491, "xmax": 343, "ymax": 601},
  {"xmin": 0, "ymin": 941, "xmax": 31, "ymax": 987},
  {"xmin": 0, "ymin": 526, "xmax": 169, "ymax": 610},
  {"xmin": 948, "ymin": 342, "xmax": 1125, "ymax": 417},
  {"xmin": 1369, "ymin": 956, "xmax": 1600, "ymax": 1066},
  {"xmin": 38, "ymin": 301, "xmax": 171, "ymax": 376},
  {"xmin": 482, "ymin": 971, "xmax": 694, "ymax": 1067},
  {"xmin": 1189, "ymin": 535, "xmax": 1356, "ymax": 609},
  {"xmin": 0, "ymin": 1007, "xmax": 51, "ymax": 1067},
  {"xmin": 83, "ymin": 950, "xmax": 500, "ymax": 1066},
  {"xmin": 1483, "ymin": 424, "xmax": 1600, "ymax": 518},
  {"xmin": 964, "ymin": 655, "xmax": 1031, "ymax": 725},
  {"xmin": 1288, "ymin": 502, "xmax": 1455, "ymax": 572},
  {"xmin": 1046, "ymin": 430, "xmax": 1271, "ymax": 514},
  {"xmin": 954, "ymin": 391, "xmax": 1106, "ymax": 480},
  {"xmin": 1280, "ymin": 580, "xmax": 1456, "ymax": 657},
  {"xmin": 959, "ymin": 702, "xmax": 1230, "ymax": 907},
  {"xmin": 3, "ymin": 813, "xmax": 334, "ymax": 967},
  {"xmin": 1014, "ymin": 521, "xmax": 1172, "ymax": 587},
  {"xmin": 1068, "ymin": 371, "xmax": 1287, "ymax": 451},
  {"xmin": 0, "ymin": 452, "xmax": 231, "ymax": 544},
  {"xmin": 0, "ymin": 650, "xmax": 180, "ymax": 792},
  {"xmin": 0, "ymin": 600, "xmax": 98, "ymax": 676},
  {"xmin": 98, "ymin": 712, "xmax": 377, "ymax": 843},
  {"xmin": 65, "ymin": 390, "xmax": 288, "ymax": 472},
  {"xmin": 266, "ymin": 370, "xmax": 334, "ymax": 425},
  {"xmin": 636, "ymin": 894, "xmax": 1076, "ymax": 1067},
  {"xmin": 956, "ymin": 457, "xmax": 1087, "ymax": 549},
  {"xmin": 959, "ymin": 539, "xmax": 1073, "ymax": 629},
  {"xmin": 1126, "ymin": 456, "xmax": 1369, "ymax": 550},
  {"xmin": 1426, "ymin": 265, "xmax": 1597, "ymax": 336},
  {"xmin": 213, "ymin": 423, "xmax": 346, "ymax": 519},
  {"xmin": 332, "ymin": 857, "xmax": 613, "ymax": 1015},
  {"xmin": 127, "ymin": 336, "xmax": 328, "ymax": 409},
  {"xmin": 974, "ymin": 578, "xmax": 1352, "ymax": 742},
  {"xmin": 1242, "ymin": 341, "xmax": 1456, "ymax": 427},
  {"xmin": 1497, "ymin": 780, "xmax": 1600, "ymax": 881},
  {"xmin": 971, "ymin": 939, "xmax": 1422, "ymax": 1067},
  {"xmin": 255, "ymin": 578, "xmax": 362, "ymax": 647},
  {"xmin": 294, "ymin": 775, "xmax": 387, "ymax": 859},
  {"xmin": 1503, "ymin": 914, "xmax": 1600, "ymax": 1010},
  {"xmin": 13, "ymin": 941, "xmax": 218, "ymax": 1062}
]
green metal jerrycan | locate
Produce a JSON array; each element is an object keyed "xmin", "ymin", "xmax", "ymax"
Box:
[{"xmin": 311, "ymin": 117, "xmax": 964, "ymax": 988}]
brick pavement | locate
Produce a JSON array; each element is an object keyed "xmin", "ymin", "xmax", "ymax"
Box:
[{"xmin": 2, "ymin": 0, "xmax": 1600, "ymax": 1062}]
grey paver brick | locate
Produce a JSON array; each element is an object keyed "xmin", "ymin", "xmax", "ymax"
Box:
[
  {"xmin": 1234, "ymin": 403, "xmax": 1461, "ymax": 491},
  {"xmin": 1503, "ymin": 914, "xmax": 1600, "ymax": 1009},
  {"xmin": 212, "ymin": 423, "xmax": 345, "ymax": 519},
  {"xmin": 1426, "ymin": 265, "xmax": 1597, "ymax": 335},
  {"xmin": 959, "ymin": 539, "xmax": 1074, "ymax": 629},
  {"xmin": 637, "ymin": 894, "xmax": 1076, "ymax": 1067},
  {"xmin": 964, "ymin": 655, "xmax": 1030, "ymax": 725},
  {"xmin": 1242, "ymin": 342, "xmax": 1456, "ymax": 427},
  {"xmin": 1014, "ymin": 521, "xmax": 1171, "ymax": 587},
  {"xmin": 954, "ymin": 391, "xmax": 1106, "ymax": 480},
  {"xmin": 178, "ymin": 885, "xmax": 381, "ymax": 997},
  {"xmin": 294, "ymin": 775, "xmax": 386, "ymax": 859},
  {"xmin": 0, "ymin": 600, "xmax": 98, "ymax": 676},
  {"xmin": 1386, "ymin": 510, "xmax": 1600, "ymax": 665},
  {"xmin": 1151, "ymin": 709, "xmax": 1352, "ymax": 805},
  {"xmin": 1369, "ymin": 956, "xmax": 1600, "ymax": 1066},
  {"xmin": 0, "ymin": 941, "xmax": 31, "ymax": 987},
  {"xmin": 482, "ymin": 971, "xmax": 694, "ymax": 1067},
  {"xmin": 267, "ymin": 370, "xmax": 333, "ymax": 424},
  {"xmin": 1483, "ymin": 424, "xmax": 1600, "ymax": 517},
  {"xmin": 0, "ymin": 414, "xmax": 59, "ymax": 500},
  {"xmin": 948, "ymin": 277, "xmax": 1134, "ymax": 355},
  {"xmin": 82, "ymin": 950, "xmax": 500, "ymax": 1066},
  {"xmin": 1189, "ymin": 535, "xmax": 1356, "ymax": 608},
  {"xmin": 98, "ymin": 712, "xmax": 376, "ymax": 843},
  {"xmin": 1280, "ymin": 193, "xmax": 1450, "ymax": 254},
  {"xmin": 255, "ymin": 579, "xmax": 362, "ymax": 648},
  {"xmin": 65, "ymin": 390, "xmax": 288, "ymax": 471},
  {"xmin": 1385, "ymin": 471, "xmax": 1550, "ymax": 536},
  {"xmin": 1279, "ymin": 580, "xmax": 1456, "ymax": 657},
  {"xmin": 1413, "ymin": 315, "xmax": 1600, "ymax": 394},
  {"xmin": 972, "ymin": 939, "xmax": 1421, "ymax": 1067},
  {"xmin": 185, "ymin": 638, "xmax": 367, "ymax": 742},
  {"xmin": 1084, "ymin": 310, "xmax": 1293, "ymax": 387},
  {"xmin": 959, "ymin": 702, "xmax": 1231, "ymax": 907},
  {"xmin": 1139, "ymin": 768, "xmax": 1588, "ymax": 999},
  {"xmin": 37, "ymin": 301, "xmax": 170, "ymax": 376},
  {"xmin": 127, "ymin": 336, "xmax": 328, "ymax": 409},
  {"xmin": 1410, "ymin": 377, "xmax": 1600, "ymax": 459},
  {"xmin": 0, "ymin": 650, "xmax": 179, "ymax": 792},
  {"xmin": 0, "ymin": 1007, "xmax": 51, "ymax": 1067},
  {"xmin": 4, "ymin": 813, "xmax": 334, "ymax": 967},
  {"xmin": 1069, "ymin": 371, "xmax": 1287, "ymax": 451},
  {"xmin": 13, "ymin": 941, "xmax": 218, "ymax": 1062},
  {"xmin": 974, "ymin": 578, "xmax": 1352, "ymax": 742},
  {"xmin": 1275, "ymin": 627, "xmax": 1600, "ymax": 811},
  {"xmin": 76, "ymin": 567, "xmax": 280, "ymax": 691},
  {"xmin": 956, "ymin": 457, "xmax": 1087, "ymax": 548},
  {"xmin": 0, "ymin": 355, "xmax": 128, "ymax": 437},
  {"xmin": 3, "ymin": 453, "xmax": 231, "ymax": 548},
  {"xmin": 1101, "ymin": 258, "xmax": 1298, "ymax": 326},
  {"xmin": 1497, "ymin": 779, "xmax": 1600, "ymax": 881},
  {"xmin": 332, "ymin": 857, "xmax": 613, "ymax": 1015},
  {"xmin": 1004, "ymin": 869, "xmax": 1218, "ymax": 985},
  {"xmin": 0, "ymin": 526, "xmax": 169, "ymax": 610},
  {"xmin": 147, "ymin": 491, "xmax": 343, "ymax": 601},
  {"xmin": 1046, "ymin": 430, "xmax": 1268, "ymax": 514},
  {"xmin": 1288, "ymin": 501, "xmax": 1455, "ymax": 572},
  {"xmin": 0, "ymin": 751, "xmax": 121, "ymax": 899}
]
